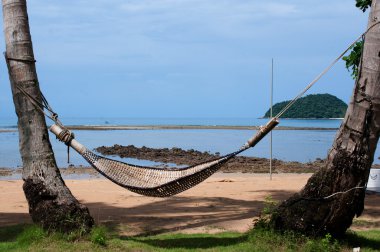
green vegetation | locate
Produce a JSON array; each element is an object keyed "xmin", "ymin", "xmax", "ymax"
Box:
[
  {"xmin": 356, "ymin": 0, "xmax": 372, "ymax": 12},
  {"xmin": 0, "ymin": 224, "xmax": 379, "ymax": 251},
  {"xmin": 90, "ymin": 225, "xmax": 108, "ymax": 246},
  {"xmin": 342, "ymin": 0, "xmax": 372, "ymax": 79},
  {"xmin": 263, "ymin": 93, "xmax": 347, "ymax": 119},
  {"xmin": 343, "ymin": 40, "xmax": 363, "ymax": 79}
]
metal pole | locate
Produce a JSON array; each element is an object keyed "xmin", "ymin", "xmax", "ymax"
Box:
[{"xmin": 270, "ymin": 58, "xmax": 273, "ymax": 180}]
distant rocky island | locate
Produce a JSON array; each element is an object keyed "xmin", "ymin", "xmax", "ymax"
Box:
[{"xmin": 264, "ymin": 93, "xmax": 347, "ymax": 119}]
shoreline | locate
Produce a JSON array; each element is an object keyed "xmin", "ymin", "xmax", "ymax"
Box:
[
  {"xmin": 67, "ymin": 125, "xmax": 339, "ymax": 131},
  {"xmin": 0, "ymin": 125, "xmax": 339, "ymax": 133}
]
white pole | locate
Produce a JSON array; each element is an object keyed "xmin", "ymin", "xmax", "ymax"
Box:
[{"xmin": 270, "ymin": 58, "xmax": 274, "ymax": 180}]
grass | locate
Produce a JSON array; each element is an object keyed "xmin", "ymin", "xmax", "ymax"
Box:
[{"xmin": 0, "ymin": 224, "xmax": 379, "ymax": 251}]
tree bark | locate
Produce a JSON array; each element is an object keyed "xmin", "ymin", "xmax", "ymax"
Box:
[
  {"xmin": 2, "ymin": 0, "xmax": 94, "ymax": 232},
  {"xmin": 271, "ymin": 1, "xmax": 380, "ymax": 238}
]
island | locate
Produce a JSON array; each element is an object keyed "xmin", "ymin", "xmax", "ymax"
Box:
[{"xmin": 263, "ymin": 93, "xmax": 347, "ymax": 119}]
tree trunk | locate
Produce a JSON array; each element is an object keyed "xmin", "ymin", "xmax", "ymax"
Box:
[
  {"xmin": 2, "ymin": 0, "xmax": 94, "ymax": 232},
  {"xmin": 271, "ymin": 1, "xmax": 380, "ymax": 238}
]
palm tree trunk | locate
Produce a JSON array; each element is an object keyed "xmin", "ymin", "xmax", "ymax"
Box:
[
  {"xmin": 271, "ymin": 0, "xmax": 380, "ymax": 237},
  {"xmin": 2, "ymin": 0, "xmax": 94, "ymax": 232}
]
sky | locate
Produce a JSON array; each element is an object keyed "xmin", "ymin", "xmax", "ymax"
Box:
[{"xmin": 0, "ymin": 0, "xmax": 369, "ymax": 120}]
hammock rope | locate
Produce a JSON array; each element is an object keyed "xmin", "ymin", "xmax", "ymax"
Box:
[{"xmin": 6, "ymin": 22, "xmax": 380, "ymax": 197}]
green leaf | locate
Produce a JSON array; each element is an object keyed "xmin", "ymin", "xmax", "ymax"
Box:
[
  {"xmin": 343, "ymin": 40, "xmax": 363, "ymax": 79},
  {"xmin": 356, "ymin": 0, "xmax": 372, "ymax": 12}
]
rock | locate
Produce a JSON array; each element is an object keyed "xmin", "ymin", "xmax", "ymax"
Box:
[{"xmin": 94, "ymin": 145, "xmax": 325, "ymax": 173}]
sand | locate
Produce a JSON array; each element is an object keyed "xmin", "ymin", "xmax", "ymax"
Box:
[{"xmin": 0, "ymin": 173, "xmax": 379, "ymax": 235}]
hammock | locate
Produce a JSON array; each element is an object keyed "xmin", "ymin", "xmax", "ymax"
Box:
[
  {"xmin": 49, "ymin": 118, "xmax": 279, "ymax": 197},
  {"xmin": 12, "ymin": 22, "xmax": 376, "ymax": 198}
]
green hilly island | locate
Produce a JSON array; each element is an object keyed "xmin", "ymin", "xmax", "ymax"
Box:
[{"xmin": 264, "ymin": 93, "xmax": 347, "ymax": 118}]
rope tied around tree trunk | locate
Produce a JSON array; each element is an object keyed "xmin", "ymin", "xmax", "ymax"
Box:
[
  {"xmin": 4, "ymin": 52, "xmax": 74, "ymax": 163},
  {"xmin": 5, "ymin": 56, "xmax": 36, "ymax": 63}
]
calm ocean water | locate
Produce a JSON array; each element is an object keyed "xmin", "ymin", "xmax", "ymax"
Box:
[
  {"xmin": 1, "ymin": 117, "xmax": 379, "ymax": 168},
  {"xmin": 0, "ymin": 117, "xmax": 342, "ymax": 129}
]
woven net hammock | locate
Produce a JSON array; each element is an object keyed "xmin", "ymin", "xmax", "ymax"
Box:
[{"xmin": 50, "ymin": 118, "xmax": 278, "ymax": 197}]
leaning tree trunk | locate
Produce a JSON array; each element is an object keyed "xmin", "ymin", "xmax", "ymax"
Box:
[
  {"xmin": 2, "ymin": 0, "xmax": 94, "ymax": 232},
  {"xmin": 271, "ymin": 1, "xmax": 380, "ymax": 238}
]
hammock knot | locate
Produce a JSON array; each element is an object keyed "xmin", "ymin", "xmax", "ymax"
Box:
[
  {"xmin": 52, "ymin": 113, "xmax": 59, "ymax": 122},
  {"xmin": 57, "ymin": 128, "xmax": 75, "ymax": 145}
]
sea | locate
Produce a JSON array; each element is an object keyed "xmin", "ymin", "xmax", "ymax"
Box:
[{"xmin": 1, "ymin": 117, "xmax": 380, "ymax": 169}]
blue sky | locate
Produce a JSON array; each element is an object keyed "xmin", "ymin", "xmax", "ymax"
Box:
[{"xmin": 0, "ymin": 0, "xmax": 369, "ymax": 119}]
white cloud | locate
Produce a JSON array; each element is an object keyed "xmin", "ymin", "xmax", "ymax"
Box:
[
  {"xmin": 0, "ymin": 0, "xmax": 368, "ymax": 118},
  {"xmin": 1, "ymin": 0, "xmax": 365, "ymax": 69}
]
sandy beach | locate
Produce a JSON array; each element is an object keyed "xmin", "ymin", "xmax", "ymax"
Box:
[{"xmin": 1, "ymin": 173, "xmax": 379, "ymax": 236}]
